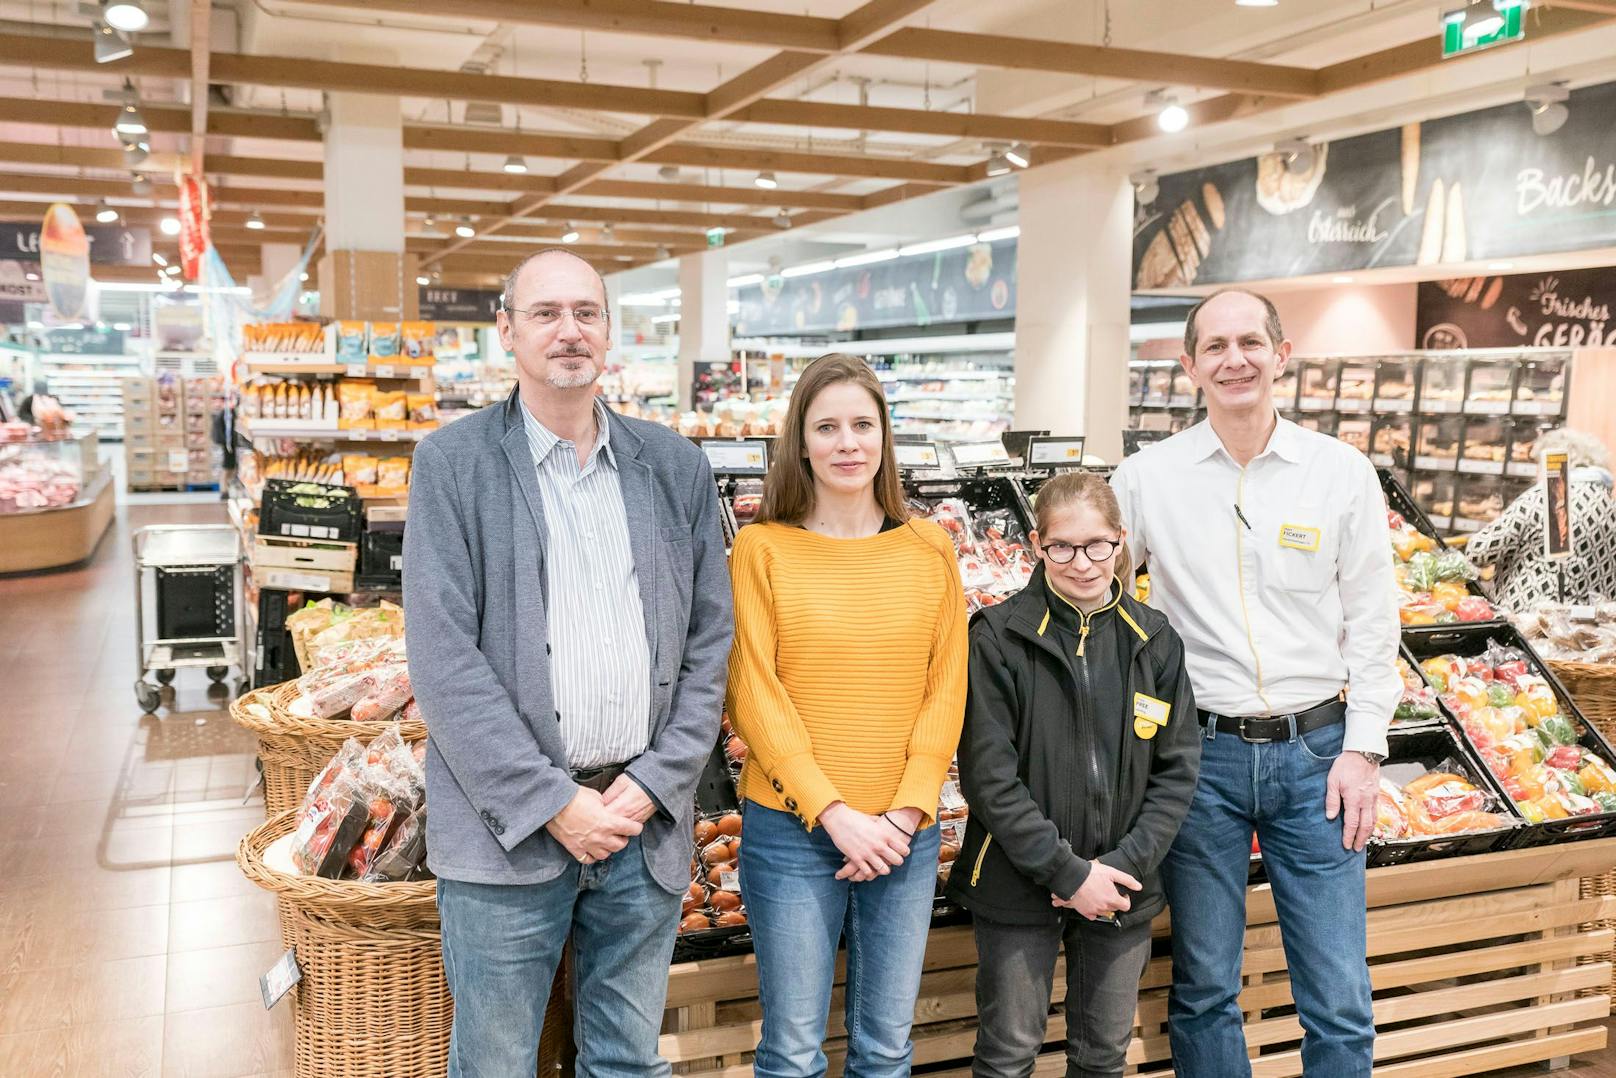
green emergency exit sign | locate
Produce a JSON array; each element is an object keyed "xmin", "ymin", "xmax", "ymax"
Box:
[{"xmin": 1442, "ymin": 2, "xmax": 1526, "ymax": 58}]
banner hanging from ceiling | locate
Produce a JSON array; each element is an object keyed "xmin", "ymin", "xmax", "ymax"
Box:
[
  {"xmin": 40, "ymin": 203, "xmax": 89, "ymax": 319},
  {"xmin": 1415, "ymin": 266, "xmax": 1616, "ymax": 350},
  {"xmin": 1133, "ymin": 79, "xmax": 1616, "ymax": 290},
  {"xmin": 178, "ymin": 174, "xmax": 211, "ymax": 283}
]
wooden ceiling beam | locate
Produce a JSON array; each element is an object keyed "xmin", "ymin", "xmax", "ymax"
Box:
[
  {"xmin": 730, "ymin": 99, "xmax": 1112, "ymax": 148},
  {"xmin": 576, "ymin": 179, "xmax": 864, "ymax": 211},
  {"xmin": 403, "ymin": 166, "xmax": 559, "ymax": 194},
  {"xmin": 639, "ymin": 144, "xmax": 971, "ymax": 184},
  {"xmin": 188, "ymin": 0, "xmax": 210, "ymax": 175},
  {"xmin": 863, "ymin": 28, "xmax": 1319, "ymax": 98},
  {"xmin": 402, "ymin": 125, "xmax": 619, "ymax": 162},
  {"xmin": 307, "ymin": 0, "xmax": 843, "ymax": 52}
]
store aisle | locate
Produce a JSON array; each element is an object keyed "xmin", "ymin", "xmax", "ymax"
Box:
[{"xmin": 0, "ymin": 501, "xmax": 291, "ymax": 1078}]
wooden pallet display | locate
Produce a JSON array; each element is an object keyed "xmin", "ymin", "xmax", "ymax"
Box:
[{"xmin": 658, "ymin": 839, "xmax": 1616, "ymax": 1078}]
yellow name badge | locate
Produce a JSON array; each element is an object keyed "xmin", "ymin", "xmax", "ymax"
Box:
[
  {"xmin": 1278, "ymin": 524, "xmax": 1322, "ymax": 552},
  {"xmin": 1133, "ymin": 693, "xmax": 1171, "ymax": 741}
]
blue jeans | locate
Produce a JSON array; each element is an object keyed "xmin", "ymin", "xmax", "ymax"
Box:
[
  {"xmin": 1161, "ymin": 719, "xmax": 1374, "ymax": 1078},
  {"xmin": 739, "ymin": 801, "xmax": 941, "ymax": 1078},
  {"xmin": 438, "ymin": 836, "xmax": 681, "ymax": 1078}
]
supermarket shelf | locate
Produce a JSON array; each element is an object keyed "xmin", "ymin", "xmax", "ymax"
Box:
[
  {"xmin": 244, "ymin": 360, "xmax": 434, "ymax": 379},
  {"xmin": 737, "ymin": 331, "xmax": 1014, "ymax": 360},
  {"xmin": 240, "ymin": 419, "xmax": 430, "ymax": 443},
  {"xmin": 885, "ymin": 392, "xmax": 1012, "ymax": 403},
  {"xmin": 40, "ymin": 354, "xmax": 143, "ymax": 365}
]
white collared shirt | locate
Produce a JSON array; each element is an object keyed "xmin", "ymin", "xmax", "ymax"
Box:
[
  {"xmin": 1112, "ymin": 416, "xmax": 1401, "ymax": 757},
  {"xmin": 522, "ymin": 399, "xmax": 652, "ymax": 770}
]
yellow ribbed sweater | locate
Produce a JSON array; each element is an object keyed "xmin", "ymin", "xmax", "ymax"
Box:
[{"xmin": 725, "ymin": 519, "xmax": 969, "ymax": 830}]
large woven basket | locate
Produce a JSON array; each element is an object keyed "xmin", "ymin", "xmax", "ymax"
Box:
[
  {"xmin": 230, "ymin": 681, "xmax": 428, "ymax": 818},
  {"xmin": 1550, "ymin": 658, "xmax": 1616, "ymax": 995},
  {"xmin": 239, "ymin": 809, "xmax": 571, "ymax": 1077}
]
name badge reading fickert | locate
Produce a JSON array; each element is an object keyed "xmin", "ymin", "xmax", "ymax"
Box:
[{"xmin": 1278, "ymin": 524, "xmax": 1322, "ymax": 552}]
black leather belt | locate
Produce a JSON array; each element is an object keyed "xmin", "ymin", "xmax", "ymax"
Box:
[
  {"xmin": 570, "ymin": 762, "xmax": 629, "ymax": 793},
  {"xmin": 1198, "ymin": 698, "xmax": 1346, "ymax": 743}
]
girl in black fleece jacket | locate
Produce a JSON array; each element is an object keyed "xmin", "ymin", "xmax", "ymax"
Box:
[{"xmin": 947, "ymin": 472, "xmax": 1200, "ymax": 1078}]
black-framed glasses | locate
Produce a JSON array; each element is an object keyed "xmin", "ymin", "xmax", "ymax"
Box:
[
  {"xmin": 503, "ymin": 304, "xmax": 609, "ymax": 327},
  {"xmin": 1042, "ymin": 538, "xmax": 1121, "ymax": 565}
]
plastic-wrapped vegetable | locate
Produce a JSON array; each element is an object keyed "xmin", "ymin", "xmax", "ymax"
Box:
[
  {"xmin": 1433, "ymin": 549, "xmax": 1476, "ymax": 583},
  {"xmin": 1373, "ymin": 779, "xmax": 1408, "ymax": 839},
  {"xmin": 1538, "ymin": 716, "xmax": 1579, "ymax": 749},
  {"xmin": 1405, "ymin": 551, "xmax": 1439, "ymax": 592}
]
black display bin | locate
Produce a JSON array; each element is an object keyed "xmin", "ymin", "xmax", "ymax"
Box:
[
  {"xmin": 1381, "ymin": 466, "xmax": 1504, "ymax": 627},
  {"xmin": 903, "ymin": 475, "xmax": 1037, "ymax": 537},
  {"xmin": 258, "ymin": 479, "xmax": 363, "ymax": 543},
  {"xmin": 1367, "ymin": 725, "xmax": 1521, "ymax": 868},
  {"xmin": 252, "ymin": 587, "xmax": 304, "ymax": 688},
  {"xmin": 358, "ymin": 528, "xmax": 405, "ymax": 589},
  {"xmin": 1402, "ymin": 623, "xmax": 1616, "ymax": 846}
]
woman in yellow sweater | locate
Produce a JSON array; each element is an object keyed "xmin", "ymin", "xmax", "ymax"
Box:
[{"xmin": 728, "ymin": 353, "xmax": 968, "ymax": 1078}]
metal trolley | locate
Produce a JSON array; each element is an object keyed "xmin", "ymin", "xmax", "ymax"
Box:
[{"xmin": 131, "ymin": 524, "xmax": 244, "ymax": 713}]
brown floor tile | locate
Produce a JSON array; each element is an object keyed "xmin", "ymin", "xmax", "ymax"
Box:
[
  {"xmin": 0, "ymin": 865, "xmax": 172, "ymax": 914},
  {"xmin": 170, "ymin": 860, "xmax": 263, "ymax": 905},
  {"xmin": 0, "ymin": 825, "xmax": 174, "ymax": 880},
  {"xmin": 161, "ymin": 1002, "xmax": 294, "ymax": 1078},
  {"xmin": 164, "ymin": 941, "xmax": 284, "ymax": 1014},
  {"xmin": 0, "ymin": 1014, "xmax": 164, "ymax": 1078},
  {"xmin": 1, "ymin": 900, "xmax": 170, "ymax": 972},
  {"xmin": 170, "ymin": 815, "xmax": 266, "ymax": 866},
  {"xmin": 0, "ymin": 955, "xmax": 166, "ymax": 1034},
  {"xmin": 166, "ymin": 893, "xmax": 279, "ymax": 954}
]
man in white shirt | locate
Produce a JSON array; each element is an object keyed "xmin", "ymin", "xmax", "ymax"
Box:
[{"xmin": 1112, "ymin": 289, "xmax": 1400, "ymax": 1077}]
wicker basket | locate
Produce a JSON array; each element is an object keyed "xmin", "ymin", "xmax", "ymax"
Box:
[
  {"xmin": 230, "ymin": 681, "xmax": 427, "ymax": 818},
  {"xmin": 1550, "ymin": 658, "xmax": 1616, "ymax": 996},
  {"xmin": 239, "ymin": 809, "xmax": 571, "ymax": 1077}
]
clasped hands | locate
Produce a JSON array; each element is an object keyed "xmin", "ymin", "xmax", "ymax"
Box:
[
  {"xmin": 1052, "ymin": 861, "xmax": 1142, "ymax": 921},
  {"xmin": 545, "ymin": 776, "xmax": 656, "ymax": 864},
  {"xmin": 821, "ymin": 802, "xmax": 925, "ymax": 882}
]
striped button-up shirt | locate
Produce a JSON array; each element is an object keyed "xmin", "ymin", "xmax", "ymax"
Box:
[{"xmin": 522, "ymin": 399, "xmax": 652, "ymax": 770}]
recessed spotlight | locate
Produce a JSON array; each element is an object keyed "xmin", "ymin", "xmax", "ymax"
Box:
[
  {"xmin": 159, "ymin": 216, "xmax": 180, "ymax": 236},
  {"xmin": 754, "ymin": 170, "xmax": 778, "ymax": 190},
  {"xmin": 455, "ymin": 218, "xmax": 476, "ymax": 238},
  {"xmin": 103, "ymin": 1, "xmax": 149, "ymax": 32},
  {"xmin": 1157, "ymin": 100, "xmax": 1188, "ymax": 133},
  {"xmin": 151, "ymin": 252, "xmax": 166, "ymax": 267},
  {"xmin": 502, "ymin": 154, "xmax": 528, "ymax": 174},
  {"xmin": 244, "ymin": 210, "xmax": 266, "ymax": 230}
]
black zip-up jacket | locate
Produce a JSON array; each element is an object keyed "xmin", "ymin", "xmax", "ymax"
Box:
[{"xmin": 945, "ymin": 565, "xmax": 1200, "ymax": 928}]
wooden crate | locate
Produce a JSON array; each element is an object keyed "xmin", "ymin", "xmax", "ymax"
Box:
[{"xmin": 659, "ymin": 839, "xmax": 1616, "ymax": 1077}]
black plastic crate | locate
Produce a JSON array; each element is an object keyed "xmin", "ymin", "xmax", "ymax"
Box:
[
  {"xmin": 259, "ymin": 479, "xmax": 362, "ymax": 543},
  {"xmin": 156, "ymin": 564, "xmax": 234, "ymax": 639},
  {"xmin": 358, "ymin": 528, "xmax": 404, "ymax": 588},
  {"xmin": 904, "ymin": 475, "xmax": 1037, "ymax": 539},
  {"xmin": 252, "ymin": 588, "xmax": 303, "ymax": 688},
  {"xmin": 1382, "ymin": 466, "xmax": 1503, "ymax": 627},
  {"xmin": 1402, "ymin": 623, "xmax": 1616, "ymax": 846},
  {"xmin": 1368, "ymin": 725, "xmax": 1520, "ymax": 867}
]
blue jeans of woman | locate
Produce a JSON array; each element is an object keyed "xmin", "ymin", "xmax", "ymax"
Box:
[
  {"xmin": 739, "ymin": 801, "xmax": 942, "ymax": 1078},
  {"xmin": 1161, "ymin": 718, "xmax": 1374, "ymax": 1077}
]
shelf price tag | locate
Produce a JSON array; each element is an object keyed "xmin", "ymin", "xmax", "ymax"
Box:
[
  {"xmin": 260, "ymin": 948, "xmax": 302, "ymax": 1010},
  {"xmin": 702, "ymin": 439, "xmax": 769, "ymax": 476},
  {"xmin": 950, "ymin": 441, "xmax": 1012, "ymax": 469},
  {"xmin": 1026, "ymin": 436, "xmax": 1087, "ymax": 470},
  {"xmin": 894, "ymin": 442, "xmax": 941, "ymax": 470}
]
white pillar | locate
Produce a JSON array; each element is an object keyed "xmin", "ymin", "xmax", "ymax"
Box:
[
  {"xmin": 1013, "ymin": 157, "xmax": 1134, "ymax": 463},
  {"xmin": 322, "ymin": 92, "xmax": 404, "ymax": 252},
  {"xmin": 677, "ymin": 249, "xmax": 729, "ymax": 412}
]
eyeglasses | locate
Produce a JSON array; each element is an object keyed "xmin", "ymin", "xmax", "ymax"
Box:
[
  {"xmin": 503, "ymin": 304, "xmax": 609, "ymax": 327},
  {"xmin": 1042, "ymin": 538, "xmax": 1122, "ymax": 565}
]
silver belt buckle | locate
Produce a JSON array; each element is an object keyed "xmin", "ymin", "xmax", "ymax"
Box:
[{"xmin": 1237, "ymin": 716, "xmax": 1276, "ymax": 743}]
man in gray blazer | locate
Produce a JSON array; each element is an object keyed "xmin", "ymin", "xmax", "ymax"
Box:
[{"xmin": 403, "ymin": 248, "xmax": 733, "ymax": 1077}]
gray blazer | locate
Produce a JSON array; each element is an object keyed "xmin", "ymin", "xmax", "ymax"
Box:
[{"xmin": 402, "ymin": 391, "xmax": 734, "ymax": 892}]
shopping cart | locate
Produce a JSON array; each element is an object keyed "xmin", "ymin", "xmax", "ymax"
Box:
[{"xmin": 131, "ymin": 524, "xmax": 244, "ymax": 713}]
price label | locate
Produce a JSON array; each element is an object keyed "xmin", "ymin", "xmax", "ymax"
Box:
[
  {"xmin": 1027, "ymin": 436, "xmax": 1087, "ymax": 468},
  {"xmin": 260, "ymin": 948, "xmax": 302, "ymax": 1009},
  {"xmin": 373, "ymin": 365, "xmax": 396, "ymax": 379},
  {"xmin": 380, "ymin": 430, "xmax": 401, "ymax": 441},
  {"xmin": 719, "ymin": 869, "xmax": 740, "ymax": 893},
  {"xmin": 261, "ymin": 569, "xmax": 332, "ymax": 591},
  {"xmin": 702, "ymin": 440, "xmax": 768, "ymax": 475},
  {"xmin": 950, "ymin": 441, "xmax": 1012, "ymax": 469},
  {"xmin": 939, "ymin": 780, "xmax": 966, "ymax": 812},
  {"xmin": 894, "ymin": 442, "xmax": 941, "ymax": 469},
  {"xmin": 167, "ymin": 449, "xmax": 188, "ymax": 472}
]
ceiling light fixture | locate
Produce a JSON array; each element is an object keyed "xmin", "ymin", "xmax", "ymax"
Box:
[
  {"xmin": 1276, "ymin": 137, "xmax": 1316, "ymax": 176},
  {"xmin": 561, "ymin": 223, "xmax": 580, "ymax": 244},
  {"xmin": 1004, "ymin": 142, "xmax": 1031, "ymax": 169},
  {"xmin": 754, "ymin": 170, "xmax": 778, "ymax": 190},
  {"xmin": 122, "ymin": 141, "xmax": 149, "ymax": 166},
  {"xmin": 502, "ymin": 154, "xmax": 528, "ymax": 174},
  {"xmin": 454, "ymin": 218, "xmax": 476, "ymax": 238},
  {"xmin": 1147, "ymin": 90, "xmax": 1189, "ymax": 133},
  {"xmin": 299, "ymin": 271, "xmax": 309, "ymax": 282},
  {"xmin": 423, "ymin": 213, "xmax": 436, "ymax": 229},
  {"xmin": 415, "ymin": 275, "xmax": 430, "ymax": 286},
  {"xmin": 976, "ymin": 225, "xmax": 1021, "ymax": 243},
  {"xmin": 780, "ymin": 260, "xmax": 837, "ymax": 279},
  {"xmin": 102, "ymin": 1, "xmax": 149, "ymax": 32},
  {"xmin": 727, "ymin": 273, "xmax": 764, "ymax": 288},
  {"xmin": 95, "ymin": 200, "xmax": 119, "ymax": 224},
  {"xmin": 834, "ymin": 249, "xmax": 899, "ymax": 269},
  {"xmin": 93, "ymin": 21, "xmax": 132, "ymax": 64},
  {"xmin": 1525, "ymin": 82, "xmax": 1570, "ymax": 136},
  {"xmin": 245, "ymin": 210, "xmax": 266, "ymax": 230},
  {"xmin": 984, "ymin": 151, "xmax": 1012, "ymax": 178},
  {"xmin": 1130, "ymin": 170, "xmax": 1160, "ymax": 206},
  {"xmin": 654, "ymin": 244, "xmax": 671, "ymax": 260},
  {"xmin": 130, "ymin": 172, "xmax": 151, "ymax": 195},
  {"xmin": 601, "ymin": 224, "xmax": 614, "ymax": 241},
  {"xmin": 772, "ymin": 210, "xmax": 791, "ymax": 229},
  {"xmin": 114, "ymin": 103, "xmax": 147, "ymax": 137},
  {"xmin": 151, "ymin": 252, "xmax": 166, "ymax": 267},
  {"xmin": 657, "ymin": 165, "xmax": 682, "ymax": 182},
  {"xmin": 159, "ymin": 216, "xmax": 180, "ymax": 236}
]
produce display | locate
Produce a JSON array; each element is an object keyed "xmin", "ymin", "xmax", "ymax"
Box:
[
  {"xmin": 1394, "ymin": 657, "xmax": 1442, "ymax": 726},
  {"xmin": 285, "ymin": 599, "xmax": 405, "ymax": 673},
  {"xmin": 911, "ymin": 496, "xmax": 1035, "ymax": 613},
  {"xmin": 1516, "ymin": 602, "xmax": 1616, "ymax": 664},
  {"xmin": 0, "ymin": 451, "xmax": 81, "ymax": 512},
  {"xmin": 681, "ymin": 810, "xmax": 748, "ymax": 934},
  {"xmin": 288, "ymin": 725, "xmax": 431, "ymax": 882},
  {"xmin": 1388, "ymin": 510, "xmax": 1497, "ymax": 625},
  {"xmin": 1372, "ymin": 766, "xmax": 1511, "ymax": 841},
  {"xmin": 1420, "ymin": 641, "xmax": 1616, "ymax": 822}
]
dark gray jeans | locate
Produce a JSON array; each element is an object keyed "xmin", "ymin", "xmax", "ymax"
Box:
[{"xmin": 971, "ymin": 912, "xmax": 1152, "ymax": 1078}]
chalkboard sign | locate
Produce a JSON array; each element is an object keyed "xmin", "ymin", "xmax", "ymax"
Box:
[
  {"xmin": 1134, "ymin": 79, "xmax": 1616, "ymax": 288},
  {"xmin": 1417, "ymin": 267, "xmax": 1616, "ymax": 350}
]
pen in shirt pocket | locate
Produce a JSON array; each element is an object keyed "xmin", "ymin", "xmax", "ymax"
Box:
[{"xmin": 1233, "ymin": 504, "xmax": 1253, "ymax": 531}]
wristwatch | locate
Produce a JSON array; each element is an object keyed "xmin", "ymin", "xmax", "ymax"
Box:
[{"xmin": 1354, "ymin": 750, "xmax": 1386, "ymax": 765}]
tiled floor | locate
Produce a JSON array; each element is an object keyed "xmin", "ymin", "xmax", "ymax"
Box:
[
  {"xmin": 0, "ymin": 496, "xmax": 291, "ymax": 1078},
  {"xmin": 5, "ymin": 494, "xmax": 1616, "ymax": 1078}
]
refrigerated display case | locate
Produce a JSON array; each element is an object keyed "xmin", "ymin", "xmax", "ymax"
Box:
[{"xmin": 0, "ymin": 430, "xmax": 113, "ymax": 572}]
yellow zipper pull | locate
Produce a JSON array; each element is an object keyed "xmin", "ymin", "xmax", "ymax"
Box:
[{"xmin": 1077, "ymin": 619, "xmax": 1090, "ymax": 658}]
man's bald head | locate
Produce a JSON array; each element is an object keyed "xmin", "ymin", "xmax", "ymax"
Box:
[{"xmin": 502, "ymin": 248, "xmax": 611, "ymax": 320}]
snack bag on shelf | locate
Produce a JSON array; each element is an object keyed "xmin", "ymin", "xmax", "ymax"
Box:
[
  {"xmin": 336, "ymin": 322, "xmax": 368, "ymax": 361},
  {"xmin": 337, "ymin": 381, "xmax": 375, "ymax": 430},
  {"xmin": 369, "ymin": 323, "xmax": 402, "ymax": 361},
  {"xmin": 286, "ymin": 598, "xmax": 344, "ymax": 673},
  {"xmin": 342, "ymin": 454, "xmax": 379, "ymax": 488},
  {"xmin": 376, "ymin": 457, "xmax": 410, "ymax": 493},
  {"xmin": 400, "ymin": 322, "xmax": 435, "ymax": 362},
  {"xmin": 407, "ymin": 393, "xmax": 437, "ymax": 430},
  {"xmin": 373, "ymin": 390, "xmax": 408, "ymax": 430},
  {"xmin": 305, "ymin": 602, "xmax": 406, "ymax": 664}
]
